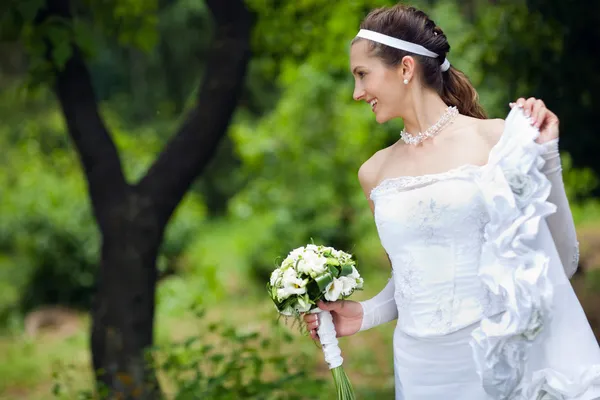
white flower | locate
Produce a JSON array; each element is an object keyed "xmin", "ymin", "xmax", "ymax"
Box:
[
  {"xmin": 281, "ymin": 257, "xmax": 295, "ymax": 270},
  {"xmin": 281, "ymin": 268, "xmax": 308, "ymax": 297},
  {"xmin": 282, "ymin": 247, "xmax": 304, "ymax": 270},
  {"xmin": 348, "ymin": 266, "xmax": 364, "ymax": 289},
  {"xmin": 339, "ymin": 276, "xmax": 357, "ymax": 296},
  {"xmin": 282, "ymin": 267, "xmax": 298, "ymax": 282},
  {"xmin": 324, "ymin": 278, "xmax": 344, "ymax": 301},
  {"xmin": 295, "ymin": 295, "xmax": 312, "ymax": 313},
  {"xmin": 297, "ymin": 251, "xmax": 327, "ymax": 278},
  {"xmin": 288, "ymin": 246, "xmax": 305, "ymax": 260},
  {"xmin": 276, "ymin": 288, "xmax": 289, "ymax": 302},
  {"xmin": 305, "ymin": 244, "xmax": 319, "ymax": 253},
  {"xmin": 270, "ymin": 268, "xmax": 284, "ymax": 287},
  {"xmin": 505, "ymin": 169, "xmax": 535, "ymax": 207}
]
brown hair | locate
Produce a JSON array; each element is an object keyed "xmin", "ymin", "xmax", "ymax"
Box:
[{"xmin": 353, "ymin": 4, "xmax": 487, "ymax": 119}]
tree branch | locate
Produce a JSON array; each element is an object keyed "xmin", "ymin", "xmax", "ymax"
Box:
[
  {"xmin": 37, "ymin": 0, "xmax": 128, "ymax": 229},
  {"xmin": 137, "ymin": 0, "xmax": 254, "ymax": 223}
]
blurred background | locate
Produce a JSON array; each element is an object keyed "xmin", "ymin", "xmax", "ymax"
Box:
[{"xmin": 1, "ymin": 0, "xmax": 600, "ymax": 399}]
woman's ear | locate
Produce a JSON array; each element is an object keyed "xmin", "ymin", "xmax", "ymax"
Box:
[{"xmin": 399, "ymin": 55, "xmax": 416, "ymax": 83}]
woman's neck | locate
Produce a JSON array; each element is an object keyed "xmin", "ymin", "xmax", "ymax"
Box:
[{"xmin": 402, "ymin": 90, "xmax": 450, "ymax": 135}]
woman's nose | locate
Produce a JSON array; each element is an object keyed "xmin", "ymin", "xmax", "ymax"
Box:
[{"xmin": 353, "ymin": 86, "xmax": 365, "ymax": 101}]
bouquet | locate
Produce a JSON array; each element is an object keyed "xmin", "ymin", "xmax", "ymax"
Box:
[{"xmin": 267, "ymin": 244, "xmax": 363, "ymax": 400}]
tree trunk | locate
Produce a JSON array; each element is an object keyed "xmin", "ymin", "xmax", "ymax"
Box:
[
  {"xmin": 35, "ymin": 0, "xmax": 254, "ymax": 397},
  {"xmin": 91, "ymin": 190, "xmax": 164, "ymax": 398}
]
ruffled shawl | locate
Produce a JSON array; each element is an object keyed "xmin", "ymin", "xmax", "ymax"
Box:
[{"xmin": 471, "ymin": 107, "xmax": 600, "ymax": 399}]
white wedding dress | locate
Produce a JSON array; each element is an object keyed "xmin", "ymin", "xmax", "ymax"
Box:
[{"xmin": 359, "ymin": 107, "xmax": 600, "ymax": 399}]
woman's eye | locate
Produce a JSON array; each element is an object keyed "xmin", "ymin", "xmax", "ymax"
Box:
[{"xmin": 358, "ymin": 72, "xmax": 366, "ymax": 78}]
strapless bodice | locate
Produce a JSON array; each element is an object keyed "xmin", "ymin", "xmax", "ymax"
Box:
[{"xmin": 371, "ymin": 166, "xmax": 503, "ymax": 337}]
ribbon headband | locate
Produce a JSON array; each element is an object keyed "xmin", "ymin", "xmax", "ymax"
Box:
[{"xmin": 356, "ymin": 29, "xmax": 451, "ymax": 72}]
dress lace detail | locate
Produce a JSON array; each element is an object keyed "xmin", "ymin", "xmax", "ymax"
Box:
[
  {"xmin": 394, "ymin": 252, "xmax": 422, "ymax": 309},
  {"xmin": 413, "ymin": 199, "xmax": 450, "ymax": 244},
  {"xmin": 370, "ymin": 164, "xmax": 482, "ymax": 200},
  {"xmin": 427, "ymin": 290, "xmax": 455, "ymax": 334}
]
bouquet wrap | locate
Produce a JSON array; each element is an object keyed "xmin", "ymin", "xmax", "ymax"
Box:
[{"xmin": 313, "ymin": 309, "xmax": 343, "ymax": 369}]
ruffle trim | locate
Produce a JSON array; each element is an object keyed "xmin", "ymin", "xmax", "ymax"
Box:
[
  {"xmin": 525, "ymin": 367, "xmax": 600, "ymax": 399},
  {"xmin": 470, "ymin": 108, "xmax": 600, "ymax": 399}
]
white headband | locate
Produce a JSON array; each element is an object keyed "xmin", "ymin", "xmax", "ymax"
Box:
[{"xmin": 356, "ymin": 29, "xmax": 451, "ymax": 72}]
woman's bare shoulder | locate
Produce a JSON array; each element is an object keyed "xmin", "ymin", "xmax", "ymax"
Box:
[
  {"xmin": 477, "ymin": 117, "xmax": 505, "ymax": 148},
  {"xmin": 358, "ymin": 146, "xmax": 394, "ymax": 193}
]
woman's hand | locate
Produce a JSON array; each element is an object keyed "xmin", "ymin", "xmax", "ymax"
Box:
[
  {"xmin": 303, "ymin": 300, "xmax": 363, "ymax": 340},
  {"xmin": 510, "ymin": 97, "xmax": 560, "ymax": 144}
]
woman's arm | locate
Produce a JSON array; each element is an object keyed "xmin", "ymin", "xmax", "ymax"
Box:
[
  {"xmin": 356, "ymin": 151, "xmax": 399, "ymax": 331},
  {"xmin": 541, "ymin": 139, "xmax": 580, "ymax": 278},
  {"xmin": 359, "ymin": 275, "xmax": 398, "ymax": 331},
  {"xmin": 511, "ymin": 98, "xmax": 579, "ymax": 278}
]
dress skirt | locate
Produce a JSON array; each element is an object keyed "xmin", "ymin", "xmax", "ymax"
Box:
[{"xmin": 393, "ymin": 321, "xmax": 492, "ymax": 400}]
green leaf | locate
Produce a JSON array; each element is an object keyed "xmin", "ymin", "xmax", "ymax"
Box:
[
  {"xmin": 325, "ymin": 257, "xmax": 340, "ymax": 266},
  {"xmin": 314, "ymin": 273, "xmax": 332, "ymax": 292},
  {"xmin": 339, "ymin": 264, "xmax": 353, "ymax": 277},
  {"xmin": 328, "ymin": 265, "xmax": 339, "ymax": 278}
]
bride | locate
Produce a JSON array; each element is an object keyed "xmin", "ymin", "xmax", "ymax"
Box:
[{"xmin": 302, "ymin": 3, "xmax": 600, "ymax": 399}]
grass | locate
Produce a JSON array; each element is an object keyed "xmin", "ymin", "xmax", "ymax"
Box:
[{"xmin": 0, "ymin": 273, "xmax": 395, "ymax": 400}]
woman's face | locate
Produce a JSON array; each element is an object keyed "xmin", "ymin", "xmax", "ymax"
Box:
[{"xmin": 350, "ymin": 40, "xmax": 407, "ymax": 123}]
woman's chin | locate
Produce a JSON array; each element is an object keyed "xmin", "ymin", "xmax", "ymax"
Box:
[{"xmin": 374, "ymin": 112, "xmax": 391, "ymax": 124}]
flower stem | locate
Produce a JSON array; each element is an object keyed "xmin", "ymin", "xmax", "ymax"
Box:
[{"xmin": 331, "ymin": 366, "xmax": 355, "ymax": 400}]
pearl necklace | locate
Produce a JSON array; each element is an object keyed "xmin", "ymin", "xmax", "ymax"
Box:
[{"xmin": 400, "ymin": 106, "xmax": 459, "ymax": 145}]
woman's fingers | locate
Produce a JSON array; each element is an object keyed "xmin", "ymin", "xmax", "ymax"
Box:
[
  {"xmin": 303, "ymin": 313, "xmax": 317, "ymax": 324},
  {"xmin": 509, "ymin": 97, "xmax": 546, "ymax": 127},
  {"xmin": 303, "ymin": 313, "xmax": 320, "ymax": 339},
  {"xmin": 530, "ymin": 99, "xmax": 546, "ymax": 127}
]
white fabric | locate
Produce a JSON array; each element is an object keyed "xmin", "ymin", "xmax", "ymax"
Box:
[
  {"xmin": 542, "ymin": 138, "xmax": 580, "ymax": 278},
  {"xmin": 358, "ymin": 107, "xmax": 600, "ymax": 399},
  {"xmin": 360, "ymin": 276, "xmax": 398, "ymax": 331},
  {"xmin": 315, "ymin": 309, "xmax": 344, "ymax": 369},
  {"xmin": 356, "ymin": 29, "xmax": 451, "ymax": 72}
]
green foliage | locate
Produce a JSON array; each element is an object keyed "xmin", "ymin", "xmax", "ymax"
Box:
[
  {"xmin": 0, "ymin": 84, "xmax": 207, "ymax": 320},
  {"xmin": 1, "ymin": 0, "xmax": 159, "ymax": 87},
  {"xmin": 50, "ymin": 308, "xmax": 326, "ymax": 399}
]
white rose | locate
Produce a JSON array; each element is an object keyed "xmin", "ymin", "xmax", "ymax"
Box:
[
  {"xmin": 348, "ymin": 266, "xmax": 364, "ymax": 289},
  {"xmin": 270, "ymin": 268, "xmax": 284, "ymax": 287},
  {"xmin": 297, "ymin": 251, "xmax": 327, "ymax": 277},
  {"xmin": 324, "ymin": 278, "xmax": 344, "ymax": 301},
  {"xmin": 288, "ymin": 247, "xmax": 305, "ymax": 260},
  {"xmin": 276, "ymin": 288, "xmax": 289, "ymax": 302},
  {"xmin": 347, "ymin": 265, "xmax": 360, "ymax": 279},
  {"xmin": 282, "ymin": 267, "xmax": 298, "ymax": 282},
  {"xmin": 282, "ymin": 247, "xmax": 304, "ymax": 269},
  {"xmin": 339, "ymin": 276, "xmax": 357, "ymax": 296},
  {"xmin": 281, "ymin": 256, "xmax": 295, "ymax": 270},
  {"xmin": 305, "ymin": 244, "xmax": 319, "ymax": 253},
  {"xmin": 505, "ymin": 169, "xmax": 535, "ymax": 207}
]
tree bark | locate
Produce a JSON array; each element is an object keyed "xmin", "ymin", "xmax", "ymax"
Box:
[{"xmin": 36, "ymin": 0, "xmax": 254, "ymax": 398}]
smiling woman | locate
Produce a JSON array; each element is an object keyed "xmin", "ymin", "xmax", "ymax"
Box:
[
  {"xmin": 303, "ymin": 3, "xmax": 600, "ymax": 400},
  {"xmin": 349, "ymin": 6, "xmax": 485, "ymax": 125}
]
